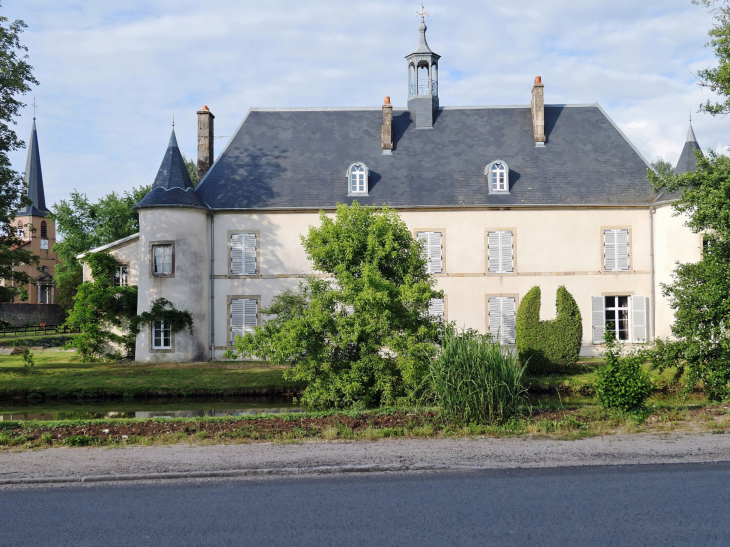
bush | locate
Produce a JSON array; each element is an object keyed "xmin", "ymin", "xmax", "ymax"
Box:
[
  {"xmin": 516, "ymin": 286, "xmax": 583, "ymax": 375},
  {"xmin": 426, "ymin": 327, "xmax": 527, "ymax": 424},
  {"xmin": 595, "ymin": 328, "xmax": 653, "ymax": 412}
]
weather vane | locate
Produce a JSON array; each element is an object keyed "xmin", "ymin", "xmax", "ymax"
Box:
[{"xmin": 416, "ymin": 2, "xmax": 429, "ymax": 19}]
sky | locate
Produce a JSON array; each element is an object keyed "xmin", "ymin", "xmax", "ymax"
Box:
[{"xmin": 4, "ymin": 0, "xmax": 727, "ymax": 207}]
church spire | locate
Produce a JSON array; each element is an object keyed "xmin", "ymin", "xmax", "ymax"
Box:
[
  {"xmin": 674, "ymin": 118, "xmax": 701, "ymax": 175},
  {"xmin": 21, "ymin": 117, "xmax": 49, "ymax": 217}
]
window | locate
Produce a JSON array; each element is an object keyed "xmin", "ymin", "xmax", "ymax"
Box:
[
  {"xmin": 152, "ymin": 320, "xmax": 172, "ymax": 350},
  {"xmin": 487, "ymin": 231, "xmax": 514, "ymax": 273},
  {"xmin": 486, "ymin": 161, "xmax": 509, "ymax": 193},
  {"xmin": 39, "ymin": 285, "xmax": 51, "ymax": 304},
  {"xmin": 114, "ymin": 265, "xmax": 129, "ymax": 286},
  {"xmin": 231, "ymin": 233, "xmax": 257, "ymax": 275},
  {"xmin": 591, "ymin": 295, "xmax": 649, "ymax": 344},
  {"xmin": 347, "ymin": 163, "xmax": 368, "ymax": 195},
  {"xmin": 152, "ymin": 244, "xmax": 173, "ymax": 276},
  {"xmin": 488, "ymin": 296, "xmax": 516, "ymax": 344},
  {"xmin": 416, "ymin": 231, "xmax": 443, "ymax": 274},
  {"xmin": 40, "ymin": 221, "xmax": 47, "ymax": 239},
  {"xmin": 604, "ymin": 229, "xmax": 629, "ymax": 271},
  {"xmin": 16, "ymin": 221, "xmax": 24, "ymax": 238},
  {"xmin": 230, "ymin": 298, "xmax": 258, "ymax": 345},
  {"xmin": 428, "ymin": 298, "xmax": 445, "ymax": 320}
]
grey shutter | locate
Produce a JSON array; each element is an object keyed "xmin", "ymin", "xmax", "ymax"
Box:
[
  {"xmin": 604, "ymin": 230, "xmax": 617, "ymax": 271},
  {"xmin": 501, "ymin": 231, "xmax": 514, "ymax": 273},
  {"xmin": 488, "ymin": 297, "xmax": 502, "ymax": 341},
  {"xmin": 244, "ymin": 299, "xmax": 258, "ymax": 334},
  {"xmin": 230, "ymin": 298, "xmax": 244, "ymax": 344},
  {"xmin": 243, "ymin": 233, "xmax": 257, "ymax": 275},
  {"xmin": 487, "ymin": 231, "xmax": 501, "ymax": 273},
  {"xmin": 502, "ymin": 297, "xmax": 516, "ymax": 344},
  {"xmin": 617, "ymin": 229, "xmax": 630, "ymax": 271},
  {"xmin": 429, "ymin": 232, "xmax": 443, "ymax": 274},
  {"xmin": 230, "ymin": 234, "xmax": 243, "ymax": 275},
  {"xmin": 632, "ymin": 295, "xmax": 648, "ymax": 343},
  {"xmin": 428, "ymin": 298, "xmax": 444, "ymax": 319},
  {"xmin": 591, "ymin": 296, "xmax": 605, "ymax": 344}
]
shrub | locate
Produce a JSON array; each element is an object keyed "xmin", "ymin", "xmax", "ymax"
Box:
[
  {"xmin": 516, "ymin": 286, "xmax": 583, "ymax": 375},
  {"xmin": 595, "ymin": 328, "xmax": 653, "ymax": 412},
  {"xmin": 426, "ymin": 327, "xmax": 527, "ymax": 425}
]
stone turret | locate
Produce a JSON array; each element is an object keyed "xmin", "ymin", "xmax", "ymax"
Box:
[
  {"xmin": 406, "ymin": 12, "xmax": 440, "ymax": 129},
  {"xmin": 674, "ymin": 120, "xmax": 701, "ymax": 175}
]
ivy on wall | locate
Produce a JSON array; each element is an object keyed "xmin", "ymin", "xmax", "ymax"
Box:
[{"xmin": 130, "ymin": 298, "xmax": 193, "ymax": 336}]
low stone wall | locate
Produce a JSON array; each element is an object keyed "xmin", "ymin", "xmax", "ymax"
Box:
[{"xmin": 0, "ymin": 304, "xmax": 64, "ymax": 327}]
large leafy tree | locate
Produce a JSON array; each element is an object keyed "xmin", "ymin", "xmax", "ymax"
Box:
[
  {"xmin": 694, "ymin": 0, "xmax": 730, "ymax": 115},
  {"xmin": 49, "ymin": 186, "xmax": 149, "ymax": 310},
  {"xmin": 232, "ymin": 202, "xmax": 442, "ymax": 408},
  {"xmin": 0, "ymin": 11, "xmax": 39, "ymax": 303},
  {"xmin": 649, "ymin": 151, "xmax": 730, "ymax": 400}
]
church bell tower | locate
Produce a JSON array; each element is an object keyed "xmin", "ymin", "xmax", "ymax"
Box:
[{"xmin": 406, "ymin": 5, "xmax": 440, "ymax": 129}]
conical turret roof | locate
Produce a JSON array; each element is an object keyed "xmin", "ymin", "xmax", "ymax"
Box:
[
  {"xmin": 136, "ymin": 128, "xmax": 207, "ymax": 209},
  {"xmin": 20, "ymin": 119, "xmax": 49, "ymax": 217},
  {"xmin": 674, "ymin": 121, "xmax": 701, "ymax": 175}
]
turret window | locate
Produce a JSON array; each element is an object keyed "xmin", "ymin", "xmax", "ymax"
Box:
[
  {"xmin": 347, "ymin": 163, "xmax": 369, "ymax": 196},
  {"xmin": 486, "ymin": 161, "xmax": 509, "ymax": 194}
]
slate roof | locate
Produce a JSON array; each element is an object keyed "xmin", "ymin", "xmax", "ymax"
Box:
[
  {"xmin": 196, "ymin": 104, "xmax": 657, "ymax": 210},
  {"xmin": 20, "ymin": 119, "xmax": 49, "ymax": 217},
  {"xmin": 136, "ymin": 129, "xmax": 207, "ymax": 210},
  {"xmin": 674, "ymin": 122, "xmax": 701, "ymax": 175}
]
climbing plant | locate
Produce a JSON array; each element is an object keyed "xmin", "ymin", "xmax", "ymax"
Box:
[{"xmin": 130, "ymin": 298, "xmax": 193, "ymax": 336}]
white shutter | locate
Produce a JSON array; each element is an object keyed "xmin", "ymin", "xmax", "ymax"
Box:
[
  {"xmin": 617, "ymin": 229, "xmax": 630, "ymax": 271},
  {"xmin": 502, "ymin": 297, "xmax": 516, "ymax": 344},
  {"xmin": 591, "ymin": 296, "xmax": 605, "ymax": 344},
  {"xmin": 501, "ymin": 231, "xmax": 514, "ymax": 274},
  {"xmin": 417, "ymin": 232, "xmax": 429, "ymax": 270},
  {"xmin": 244, "ymin": 299, "xmax": 258, "ymax": 334},
  {"xmin": 429, "ymin": 232, "xmax": 442, "ymax": 274},
  {"xmin": 345, "ymin": 305, "xmax": 355, "ymax": 315},
  {"xmin": 230, "ymin": 299, "xmax": 244, "ymax": 344},
  {"xmin": 487, "ymin": 231, "xmax": 501, "ymax": 273},
  {"xmin": 488, "ymin": 297, "xmax": 502, "ymax": 340},
  {"xmin": 428, "ymin": 298, "xmax": 444, "ymax": 319},
  {"xmin": 632, "ymin": 295, "xmax": 648, "ymax": 343},
  {"xmin": 243, "ymin": 233, "xmax": 257, "ymax": 275},
  {"xmin": 230, "ymin": 234, "xmax": 243, "ymax": 275},
  {"xmin": 604, "ymin": 230, "xmax": 617, "ymax": 271}
]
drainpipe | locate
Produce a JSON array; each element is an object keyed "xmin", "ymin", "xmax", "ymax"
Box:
[
  {"xmin": 649, "ymin": 190, "xmax": 666, "ymax": 341},
  {"xmin": 210, "ymin": 211, "xmax": 215, "ymax": 361}
]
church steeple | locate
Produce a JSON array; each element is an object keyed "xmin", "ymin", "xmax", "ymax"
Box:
[
  {"xmin": 20, "ymin": 117, "xmax": 49, "ymax": 217},
  {"xmin": 674, "ymin": 118, "xmax": 701, "ymax": 175},
  {"xmin": 406, "ymin": 5, "xmax": 440, "ymax": 129}
]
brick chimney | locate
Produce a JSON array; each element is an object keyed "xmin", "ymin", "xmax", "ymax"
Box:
[
  {"xmin": 381, "ymin": 96, "xmax": 393, "ymax": 155},
  {"xmin": 197, "ymin": 105, "xmax": 215, "ymax": 182},
  {"xmin": 531, "ymin": 77, "xmax": 546, "ymax": 147}
]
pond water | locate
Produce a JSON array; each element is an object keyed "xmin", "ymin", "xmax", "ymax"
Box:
[{"xmin": 0, "ymin": 397, "xmax": 301, "ymax": 422}]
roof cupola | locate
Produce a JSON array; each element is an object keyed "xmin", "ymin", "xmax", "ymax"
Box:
[{"xmin": 406, "ymin": 4, "xmax": 440, "ymax": 129}]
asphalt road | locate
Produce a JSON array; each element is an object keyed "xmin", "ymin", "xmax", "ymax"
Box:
[{"xmin": 1, "ymin": 462, "xmax": 728, "ymax": 547}]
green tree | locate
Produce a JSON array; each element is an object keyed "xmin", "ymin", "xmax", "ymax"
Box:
[
  {"xmin": 694, "ymin": 0, "xmax": 730, "ymax": 115},
  {"xmin": 231, "ymin": 202, "xmax": 442, "ymax": 408},
  {"xmin": 0, "ymin": 11, "xmax": 39, "ymax": 303},
  {"xmin": 49, "ymin": 187, "xmax": 149, "ymax": 310},
  {"xmin": 182, "ymin": 153, "xmax": 198, "ymax": 187},
  {"xmin": 648, "ymin": 151, "xmax": 730, "ymax": 400},
  {"xmin": 515, "ymin": 285, "xmax": 583, "ymax": 374},
  {"xmin": 651, "ymin": 159, "xmax": 674, "ymax": 177}
]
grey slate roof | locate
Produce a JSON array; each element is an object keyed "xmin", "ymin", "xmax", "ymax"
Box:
[
  {"xmin": 136, "ymin": 129, "xmax": 207, "ymax": 210},
  {"xmin": 20, "ymin": 119, "xmax": 49, "ymax": 217},
  {"xmin": 196, "ymin": 104, "xmax": 657, "ymax": 210},
  {"xmin": 674, "ymin": 122, "xmax": 701, "ymax": 175}
]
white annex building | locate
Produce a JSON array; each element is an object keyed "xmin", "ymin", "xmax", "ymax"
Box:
[{"xmin": 87, "ymin": 16, "xmax": 703, "ymax": 362}]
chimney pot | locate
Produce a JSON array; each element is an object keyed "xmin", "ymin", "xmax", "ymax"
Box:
[
  {"xmin": 384, "ymin": 96, "xmax": 391, "ymax": 105},
  {"xmin": 534, "ymin": 76, "xmax": 542, "ymax": 84},
  {"xmin": 197, "ymin": 106, "xmax": 215, "ymax": 182},
  {"xmin": 201, "ymin": 105, "xmax": 209, "ymax": 111}
]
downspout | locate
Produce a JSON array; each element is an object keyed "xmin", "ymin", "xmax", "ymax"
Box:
[
  {"xmin": 649, "ymin": 190, "xmax": 666, "ymax": 342},
  {"xmin": 210, "ymin": 211, "xmax": 215, "ymax": 361}
]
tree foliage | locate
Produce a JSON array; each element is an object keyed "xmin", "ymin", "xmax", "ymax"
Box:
[
  {"xmin": 648, "ymin": 151, "xmax": 730, "ymax": 400},
  {"xmin": 651, "ymin": 159, "xmax": 674, "ymax": 177},
  {"xmin": 0, "ymin": 11, "xmax": 39, "ymax": 303},
  {"xmin": 130, "ymin": 297, "xmax": 193, "ymax": 337},
  {"xmin": 231, "ymin": 202, "xmax": 442, "ymax": 408},
  {"xmin": 64, "ymin": 251, "xmax": 137, "ymax": 361},
  {"xmin": 49, "ymin": 187, "xmax": 149, "ymax": 310},
  {"xmin": 515, "ymin": 286, "xmax": 583, "ymax": 374},
  {"xmin": 182, "ymin": 153, "xmax": 198, "ymax": 187},
  {"xmin": 596, "ymin": 328, "xmax": 652, "ymax": 412},
  {"xmin": 694, "ymin": 0, "xmax": 730, "ymax": 115}
]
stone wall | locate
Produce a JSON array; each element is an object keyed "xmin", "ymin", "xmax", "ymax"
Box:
[{"xmin": 0, "ymin": 304, "xmax": 64, "ymax": 327}]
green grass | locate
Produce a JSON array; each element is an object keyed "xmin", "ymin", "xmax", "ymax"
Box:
[
  {"xmin": 0, "ymin": 351, "xmax": 294, "ymax": 400},
  {"xmin": 0, "ymin": 333, "xmax": 76, "ymax": 346}
]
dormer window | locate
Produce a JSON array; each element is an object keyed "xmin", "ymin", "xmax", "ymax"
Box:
[
  {"xmin": 347, "ymin": 163, "xmax": 369, "ymax": 195},
  {"xmin": 486, "ymin": 161, "xmax": 509, "ymax": 193}
]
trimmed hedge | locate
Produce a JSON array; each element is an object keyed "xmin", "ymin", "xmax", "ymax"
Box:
[{"xmin": 515, "ymin": 286, "xmax": 583, "ymax": 375}]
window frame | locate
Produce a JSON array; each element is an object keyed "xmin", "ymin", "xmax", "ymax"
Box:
[
  {"xmin": 604, "ymin": 295, "xmax": 630, "ymax": 342},
  {"xmin": 415, "ymin": 229, "xmax": 445, "ymax": 275},
  {"xmin": 485, "ymin": 160, "xmax": 509, "ymax": 194},
  {"xmin": 16, "ymin": 221, "xmax": 24, "ymax": 238},
  {"xmin": 151, "ymin": 320, "xmax": 173, "ymax": 351},
  {"xmin": 601, "ymin": 227, "xmax": 631, "ymax": 273},
  {"xmin": 486, "ymin": 229, "xmax": 516, "ymax": 274},
  {"xmin": 346, "ymin": 163, "xmax": 369, "ymax": 196},
  {"xmin": 114, "ymin": 264, "xmax": 129, "ymax": 287},
  {"xmin": 486, "ymin": 294, "xmax": 519, "ymax": 345},
  {"xmin": 149, "ymin": 241, "xmax": 175, "ymax": 278},
  {"xmin": 228, "ymin": 230, "xmax": 260, "ymax": 277},
  {"xmin": 428, "ymin": 296, "xmax": 447, "ymax": 322},
  {"xmin": 228, "ymin": 295, "xmax": 261, "ymax": 347}
]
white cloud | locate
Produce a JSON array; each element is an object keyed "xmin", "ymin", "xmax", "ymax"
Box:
[{"xmin": 4, "ymin": 0, "xmax": 727, "ymax": 206}]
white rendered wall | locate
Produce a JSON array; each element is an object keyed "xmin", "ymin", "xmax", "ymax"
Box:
[{"xmin": 82, "ymin": 237, "xmax": 140, "ymax": 285}]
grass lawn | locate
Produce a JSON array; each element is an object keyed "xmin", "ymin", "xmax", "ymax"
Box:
[{"xmin": 0, "ymin": 350, "xmax": 294, "ymax": 400}]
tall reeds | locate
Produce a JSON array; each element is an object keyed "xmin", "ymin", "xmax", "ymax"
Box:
[{"xmin": 427, "ymin": 328, "xmax": 527, "ymax": 424}]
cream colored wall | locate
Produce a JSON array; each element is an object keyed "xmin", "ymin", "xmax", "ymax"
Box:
[
  {"xmin": 82, "ymin": 238, "xmax": 140, "ymax": 286},
  {"xmin": 210, "ymin": 208, "xmax": 658, "ymax": 358},
  {"xmin": 653, "ymin": 203, "xmax": 702, "ymax": 339}
]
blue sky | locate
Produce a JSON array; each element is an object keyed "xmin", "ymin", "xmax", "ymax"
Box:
[{"xmin": 4, "ymin": 0, "xmax": 726, "ymax": 207}]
